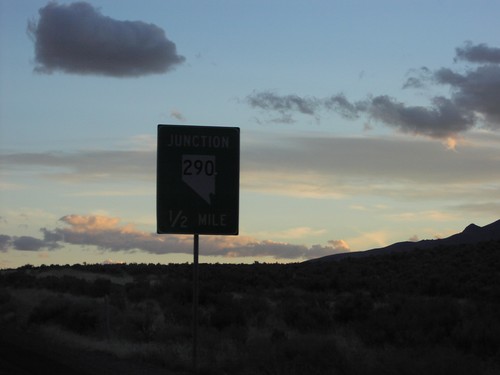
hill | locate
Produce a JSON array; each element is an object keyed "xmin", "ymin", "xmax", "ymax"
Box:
[
  {"xmin": 1, "ymin": 237, "xmax": 500, "ymax": 373},
  {"xmin": 311, "ymin": 218, "xmax": 500, "ymax": 262}
]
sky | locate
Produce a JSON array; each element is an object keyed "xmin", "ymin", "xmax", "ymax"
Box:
[{"xmin": 1, "ymin": 0, "xmax": 499, "ymax": 268}]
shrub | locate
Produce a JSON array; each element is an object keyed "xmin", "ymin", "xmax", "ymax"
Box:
[
  {"xmin": 29, "ymin": 296, "xmax": 99, "ymax": 334},
  {"xmin": 210, "ymin": 293, "xmax": 247, "ymax": 330},
  {"xmin": 334, "ymin": 291, "xmax": 373, "ymax": 322},
  {"xmin": 0, "ymin": 287, "xmax": 11, "ymax": 305},
  {"xmin": 244, "ymin": 334, "xmax": 349, "ymax": 375},
  {"xmin": 123, "ymin": 299, "xmax": 165, "ymax": 341}
]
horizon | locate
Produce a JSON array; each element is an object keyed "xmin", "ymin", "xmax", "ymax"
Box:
[
  {"xmin": 3, "ymin": 217, "xmax": 500, "ymax": 270},
  {"xmin": 1, "ymin": 1, "xmax": 500, "ymax": 268}
]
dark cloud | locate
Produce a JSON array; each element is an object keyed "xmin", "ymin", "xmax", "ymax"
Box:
[
  {"xmin": 247, "ymin": 91, "xmax": 474, "ymax": 138},
  {"xmin": 0, "ymin": 235, "xmax": 11, "ymax": 252},
  {"xmin": 247, "ymin": 91, "xmax": 320, "ymax": 122},
  {"xmin": 0, "ymin": 231, "xmax": 61, "ymax": 252},
  {"xmin": 246, "ymin": 42, "xmax": 500, "ymax": 139},
  {"xmin": 367, "ymin": 95, "xmax": 474, "ymax": 138},
  {"xmin": 246, "ymin": 91, "xmax": 365, "ymax": 124},
  {"xmin": 170, "ymin": 109, "xmax": 186, "ymax": 122},
  {"xmin": 12, "ymin": 236, "xmax": 47, "ymax": 251},
  {"xmin": 455, "ymin": 42, "xmax": 500, "ymax": 64},
  {"xmin": 324, "ymin": 94, "xmax": 366, "ymax": 120},
  {"xmin": 7, "ymin": 235, "xmax": 60, "ymax": 251},
  {"xmin": 28, "ymin": 2, "xmax": 185, "ymax": 77},
  {"xmin": 434, "ymin": 65, "xmax": 500, "ymax": 128},
  {"xmin": 402, "ymin": 67, "xmax": 432, "ymax": 89}
]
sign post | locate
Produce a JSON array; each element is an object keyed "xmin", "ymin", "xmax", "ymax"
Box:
[
  {"xmin": 192, "ymin": 233, "xmax": 199, "ymax": 371},
  {"xmin": 157, "ymin": 124, "xmax": 240, "ymax": 372}
]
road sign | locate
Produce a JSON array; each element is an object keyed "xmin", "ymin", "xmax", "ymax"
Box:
[{"xmin": 157, "ymin": 124, "xmax": 240, "ymax": 235}]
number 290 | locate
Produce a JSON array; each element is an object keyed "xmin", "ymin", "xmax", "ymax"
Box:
[{"xmin": 183, "ymin": 159, "xmax": 215, "ymax": 176}]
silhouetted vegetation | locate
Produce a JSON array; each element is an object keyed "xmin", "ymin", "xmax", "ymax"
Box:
[{"xmin": 1, "ymin": 240, "xmax": 499, "ymax": 374}]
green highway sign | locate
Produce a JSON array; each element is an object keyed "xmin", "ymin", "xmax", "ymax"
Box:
[{"xmin": 157, "ymin": 125, "xmax": 240, "ymax": 235}]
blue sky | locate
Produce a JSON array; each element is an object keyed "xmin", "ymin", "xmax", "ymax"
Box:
[{"xmin": 1, "ymin": 0, "xmax": 500, "ymax": 268}]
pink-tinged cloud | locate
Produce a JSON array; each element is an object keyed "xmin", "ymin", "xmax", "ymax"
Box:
[{"xmin": 1, "ymin": 214, "xmax": 350, "ymax": 260}]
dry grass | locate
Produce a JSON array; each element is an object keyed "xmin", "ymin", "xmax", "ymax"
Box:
[
  {"xmin": 34, "ymin": 268, "xmax": 133, "ymax": 285},
  {"xmin": 38, "ymin": 324, "xmax": 191, "ymax": 369},
  {"xmin": 3, "ymin": 256, "xmax": 500, "ymax": 375}
]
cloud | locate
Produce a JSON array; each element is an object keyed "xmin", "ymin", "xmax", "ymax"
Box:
[
  {"xmin": 247, "ymin": 91, "xmax": 320, "ymax": 117},
  {"xmin": 246, "ymin": 42, "xmax": 500, "ymax": 140},
  {"xmin": 0, "ymin": 235, "xmax": 10, "ymax": 252},
  {"xmin": 0, "ymin": 214, "xmax": 347, "ymax": 260},
  {"xmin": 46, "ymin": 215, "xmax": 174, "ymax": 254},
  {"xmin": 242, "ymin": 132, "xmax": 500, "ymax": 190},
  {"xmin": 367, "ymin": 95, "xmax": 474, "ymax": 138},
  {"xmin": 12, "ymin": 236, "xmax": 47, "ymax": 251},
  {"xmin": 389, "ymin": 210, "xmax": 457, "ymax": 222},
  {"xmin": 260, "ymin": 226, "xmax": 327, "ymax": 240},
  {"xmin": 324, "ymin": 94, "xmax": 366, "ymax": 120},
  {"xmin": 241, "ymin": 163, "xmax": 500, "ymax": 214},
  {"xmin": 247, "ymin": 91, "xmax": 475, "ymax": 138},
  {"xmin": 170, "ymin": 109, "xmax": 186, "ymax": 122},
  {"xmin": 0, "ymin": 234, "xmax": 60, "ymax": 251},
  {"xmin": 28, "ymin": 2, "xmax": 185, "ymax": 77},
  {"xmin": 329, "ymin": 239, "xmax": 350, "ymax": 251},
  {"xmin": 1, "ymin": 150, "xmax": 154, "ymax": 182},
  {"xmin": 450, "ymin": 202, "xmax": 500, "ymax": 216},
  {"xmin": 434, "ymin": 65, "xmax": 500, "ymax": 129},
  {"xmin": 2, "ymin": 130, "xmax": 499, "ymax": 201},
  {"xmin": 402, "ymin": 67, "xmax": 432, "ymax": 89},
  {"xmin": 306, "ymin": 240, "xmax": 350, "ymax": 258},
  {"xmin": 455, "ymin": 42, "xmax": 500, "ymax": 64}
]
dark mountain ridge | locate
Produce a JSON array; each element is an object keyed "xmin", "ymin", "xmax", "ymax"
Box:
[{"xmin": 312, "ymin": 219, "xmax": 500, "ymax": 262}]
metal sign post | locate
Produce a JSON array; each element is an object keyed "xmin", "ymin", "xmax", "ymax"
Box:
[
  {"xmin": 192, "ymin": 234, "xmax": 199, "ymax": 372},
  {"xmin": 157, "ymin": 124, "xmax": 239, "ymax": 373}
]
